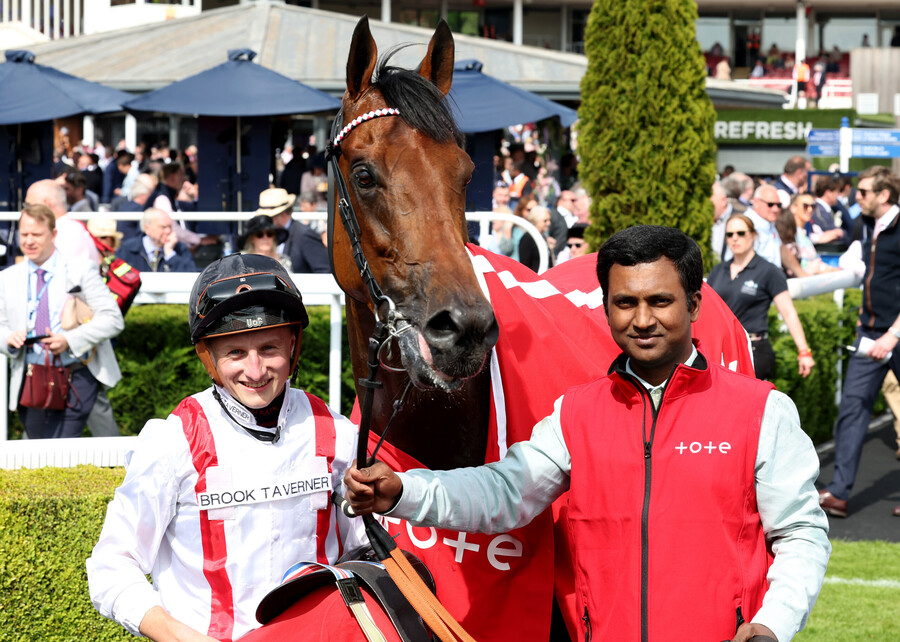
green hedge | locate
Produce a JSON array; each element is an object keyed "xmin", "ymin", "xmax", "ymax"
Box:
[
  {"xmin": 768, "ymin": 289, "xmax": 863, "ymax": 444},
  {"xmin": 0, "ymin": 466, "xmax": 130, "ymax": 640},
  {"xmin": 6, "ymin": 305, "xmax": 357, "ymax": 439},
  {"xmin": 7, "ymin": 294, "xmax": 869, "ymax": 445}
]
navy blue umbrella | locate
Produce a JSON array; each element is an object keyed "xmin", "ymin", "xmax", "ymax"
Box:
[
  {"xmin": 449, "ymin": 60, "xmax": 577, "ymax": 133},
  {"xmin": 123, "ymin": 50, "xmax": 341, "ymax": 214},
  {"xmin": 123, "ymin": 49, "xmax": 340, "ymax": 117},
  {"xmin": 0, "ymin": 50, "xmax": 133, "ymax": 125}
]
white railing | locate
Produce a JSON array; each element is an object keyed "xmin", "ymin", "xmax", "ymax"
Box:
[
  {"xmin": 0, "ymin": 210, "xmax": 549, "ymax": 466},
  {"xmin": 0, "ymin": 210, "xmax": 548, "ymax": 273},
  {"xmin": 818, "ymin": 79, "xmax": 853, "ymax": 110}
]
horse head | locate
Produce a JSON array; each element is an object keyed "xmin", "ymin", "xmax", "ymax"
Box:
[{"xmin": 329, "ymin": 17, "xmax": 499, "ymax": 391}]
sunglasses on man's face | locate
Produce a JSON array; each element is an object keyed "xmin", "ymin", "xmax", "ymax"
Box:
[
  {"xmin": 254, "ymin": 230, "xmax": 276, "ymax": 239},
  {"xmin": 857, "ymin": 188, "xmax": 877, "ymax": 198},
  {"xmin": 567, "ymin": 241, "xmax": 586, "ymax": 249},
  {"xmin": 725, "ymin": 230, "xmax": 748, "ymax": 238},
  {"xmin": 758, "ymin": 200, "xmax": 781, "ymax": 209}
]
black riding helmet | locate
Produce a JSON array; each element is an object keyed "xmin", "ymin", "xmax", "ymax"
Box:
[{"xmin": 189, "ymin": 253, "xmax": 309, "ymax": 384}]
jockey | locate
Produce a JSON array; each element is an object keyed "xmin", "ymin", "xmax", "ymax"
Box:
[{"xmin": 87, "ymin": 253, "xmax": 367, "ymax": 642}]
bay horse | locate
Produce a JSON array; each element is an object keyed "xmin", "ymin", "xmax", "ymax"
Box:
[
  {"xmin": 328, "ymin": 18, "xmax": 498, "ymax": 472},
  {"xmin": 250, "ymin": 16, "xmax": 756, "ymax": 642}
]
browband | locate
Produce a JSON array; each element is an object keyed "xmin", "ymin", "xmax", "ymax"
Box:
[{"xmin": 330, "ymin": 108, "xmax": 402, "ymax": 151}]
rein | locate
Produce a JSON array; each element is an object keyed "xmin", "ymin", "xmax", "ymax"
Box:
[{"xmin": 326, "ymin": 107, "xmax": 476, "ymax": 642}]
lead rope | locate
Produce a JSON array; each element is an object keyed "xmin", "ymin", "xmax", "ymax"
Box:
[{"xmin": 327, "ymin": 108, "xmax": 476, "ymax": 642}]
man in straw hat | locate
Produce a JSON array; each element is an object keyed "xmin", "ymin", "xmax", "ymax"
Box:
[
  {"xmin": 256, "ymin": 188, "xmax": 329, "ymax": 273},
  {"xmin": 87, "ymin": 217, "xmax": 124, "ymax": 253}
]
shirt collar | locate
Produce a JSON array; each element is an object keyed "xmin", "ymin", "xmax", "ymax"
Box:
[
  {"xmin": 877, "ymin": 204, "xmax": 899, "ymax": 229},
  {"xmin": 625, "ymin": 345, "xmax": 699, "ymax": 394},
  {"xmin": 27, "ymin": 251, "xmax": 58, "ymax": 275},
  {"xmin": 142, "ymin": 235, "xmax": 161, "ymax": 256},
  {"xmin": 212, "ymin": 384, "xmax": 292, "ymax": 439},
  {"xmin": 747, "ymin": 209, "xmax": 773, "ymax": 232},
  {"xmin": 780, "ymin": 175, "xmax": 798, "ymax": 192},
  {"xmin": 873, "ymin": 204, "xmax": 900, "ymax": 239}
]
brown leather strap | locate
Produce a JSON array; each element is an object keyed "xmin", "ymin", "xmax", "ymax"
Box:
[{"xmin": 383, "ymin": 547, "xmax": 476, "ymax": 642}]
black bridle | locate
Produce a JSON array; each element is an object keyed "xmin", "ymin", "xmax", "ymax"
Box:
[
  {"xmin": 325, "ymin": 106, "xmax": 414, "ymax": 515},
  {"xmin": 326, "ymin": 107, "xmax": 401, "ymax": 314}
]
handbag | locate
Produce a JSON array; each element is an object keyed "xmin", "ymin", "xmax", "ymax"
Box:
[
  {"xmin": 60, "ymin": 293, "xmax": 93, "ymax": 331},
  {"xmin": 20, "ymin": 350, "xmax": 71, "ymax": 411},
  {"xmin": 80, "ymin": 221, "xmax": 142, "ymax": 316},
  {"xmin": 102, "ymin": 256, "xmax": 142, "ymax": 316}
]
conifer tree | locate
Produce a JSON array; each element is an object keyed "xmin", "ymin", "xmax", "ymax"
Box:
[{"xmin": 577, "ymin": 0, "xmax": 717, "ymax": 264}]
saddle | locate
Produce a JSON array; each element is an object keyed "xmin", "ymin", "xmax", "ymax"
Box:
[{"xmin": 251, "ymin": 548, "xmax": 436, "ymax": 642}]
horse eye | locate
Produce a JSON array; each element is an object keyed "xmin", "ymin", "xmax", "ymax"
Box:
[{"xmin": 353, "ymin": 168, "xmax": 376, "ymax": 189}]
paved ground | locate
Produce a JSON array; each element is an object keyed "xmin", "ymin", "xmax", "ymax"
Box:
[{"xmin": 816, "ymin": 414, "xmax": 900, "ymax": 542}]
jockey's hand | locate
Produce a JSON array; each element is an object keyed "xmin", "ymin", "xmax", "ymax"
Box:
[
  {"xmin": 139, "ymin": 606, "xmax": 218, "ymax": 642},
  {"xmin": 344, "ymin": 460, "xmax": 403, "ymax": 515},
  {"xmin": 730, "ymin": 622, "xmax": 778, "ymax": 642}
]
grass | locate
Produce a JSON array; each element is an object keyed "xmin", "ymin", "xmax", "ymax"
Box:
[{"xmin": 795, "ymin": 539, "xmax": 900, "ymax": 641}]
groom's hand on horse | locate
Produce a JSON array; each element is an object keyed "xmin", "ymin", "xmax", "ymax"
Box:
[
  {"xmin": 345, "ymin": 460, "xmax": 403, "ymax": 515},
  {"xmin": 730, "ymin": 623, "xmax": 778, "ymax": 642}
]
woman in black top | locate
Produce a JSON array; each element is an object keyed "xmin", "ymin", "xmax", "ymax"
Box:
[{"xmin": 708, "ymin": 213, "xmax": 815, "ymax": 380}]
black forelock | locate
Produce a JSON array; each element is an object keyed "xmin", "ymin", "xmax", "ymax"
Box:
[{"xmin": 373, "ymin": 45, "xmax": 465, "ymax": 148}]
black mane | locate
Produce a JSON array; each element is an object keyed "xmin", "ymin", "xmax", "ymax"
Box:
[{"xmin": 374, "ymin": 46, "xmax": 465, "ymax": 148}]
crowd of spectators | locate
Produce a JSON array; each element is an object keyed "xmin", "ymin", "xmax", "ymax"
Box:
[
  {"xmin": 485, "ymin": 141, "xmax": 591, "ymax": 272},
  {"xmin": 709, "ymin": 155, "xmax": 865, "ymax": 383},
  {"xmin": 37, "ymin": 135, "xmax": 588, "ymax": 281},
  {"xmin": 0, "ymin": 138, "xmax": 336, "ymax": 441},
  {"xmin": 704, "ymin": 41, "xmax": 849, "ymax": 108},
  {"xmin": 710, "ymin": 156, "xmax": 900, "ymax": 518}
]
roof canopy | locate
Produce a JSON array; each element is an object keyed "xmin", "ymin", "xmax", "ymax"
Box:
[
  {"xmin": 6, "ymin": 3, "xmax": 785, "ymax": 118},
  {"xmin": 11, "ymin": 2, "xmax": 587, "ymax": 99}
]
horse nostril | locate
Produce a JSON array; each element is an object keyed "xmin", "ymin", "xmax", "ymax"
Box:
[
  {"xmin": 423, "ymin": 310, "xmax": 461, "ymax": 350},
  {"xmin": 424, "ymin": 307, "xmax": 499, "ymax": 353}
]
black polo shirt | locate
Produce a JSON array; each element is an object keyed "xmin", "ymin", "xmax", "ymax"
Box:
[{"xmin": 707, "ymin": 253, "xmax": 787, "ymax": 334}]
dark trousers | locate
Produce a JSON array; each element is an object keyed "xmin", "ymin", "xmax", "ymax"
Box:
[
  {"xmin": 19, "ymin": 365, "xmax": 99, "ymax": 439},
  {"xmin": 827, "ymin": 327, "xmax": 900, "ymax": 500},
  {"xmin": 751, "ymin": 338, "xmax": 775, "ymax": 381}
]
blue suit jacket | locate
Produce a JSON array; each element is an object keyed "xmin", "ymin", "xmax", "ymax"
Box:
[
  {"xmin": 116, "ymin": 235, "xmax": 198, "ymax": 273},
  {"xmin": 286, "ymin": 222, "xmax": 330, "ymax": 273}
]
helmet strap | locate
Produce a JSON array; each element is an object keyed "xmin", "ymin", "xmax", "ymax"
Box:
[
  {"xmin": 290, "ymin": 330, "xmax": 303, "ymax": 385},
  {"xmin": 195, "ymin": 339, "xmax": 222, "ymax": 386}
]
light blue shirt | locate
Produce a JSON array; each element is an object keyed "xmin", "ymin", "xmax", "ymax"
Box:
[
  {"xmin": 391, "ymin": 355, "xmax": 830, "ymax": 642},
  {"xmin": 27, "ymin": 252, "xmax": 63, "ymax": 337},
  {"xmin": 25, "ymin": 252, "xmax": 87, "ymax": 366}
]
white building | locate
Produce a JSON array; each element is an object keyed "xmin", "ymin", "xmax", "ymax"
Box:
[{"xmin": 4, "ymin": 1, "xmax": 900, "ymax": 53}]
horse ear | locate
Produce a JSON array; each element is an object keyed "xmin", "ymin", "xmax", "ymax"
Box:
[
  {"xmin": 346, "ymin": 16, "xmax": 378, "ymax": 101},
  {"xmin": 417, "ymin": 19, "xmax": 454, "ymax": 96}
]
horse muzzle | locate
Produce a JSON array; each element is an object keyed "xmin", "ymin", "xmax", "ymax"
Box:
[{"xmin": 395, "ymin": 304, "xmax": 498, "ymax": 391}]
